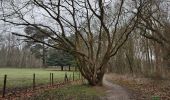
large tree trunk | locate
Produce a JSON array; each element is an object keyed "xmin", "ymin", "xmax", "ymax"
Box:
[
  {"xmin": 61, "ymin": 65, "xmax": 64, "ymax": 71},
  {"xmin": 68, "ymin": 65, "xmax": 71, "ymax": 71},
  {"xmin": 80, "ymin": 68, "xmax": 105, "ymax": 86},
  {"xmin": 88, "ymin": 72, "xmax": 105, "ymax": 86},
  {"xmin": 77, "ymin": 57, "xmax": 108, "ymax": 86}
]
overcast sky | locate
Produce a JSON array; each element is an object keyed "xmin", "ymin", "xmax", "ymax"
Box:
[{"xmin": 0, "ymin": 0, "xmax": 170, "ymax": 37}]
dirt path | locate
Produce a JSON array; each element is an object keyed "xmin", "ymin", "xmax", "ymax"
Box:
[{"xmin": 103, "ymin": 74, "xmax": 131, "ymax": 100}]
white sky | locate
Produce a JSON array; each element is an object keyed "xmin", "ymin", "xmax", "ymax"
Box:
[{"xmin": 0, "ymin": 0, "xmax": 169, "ymax": 37}]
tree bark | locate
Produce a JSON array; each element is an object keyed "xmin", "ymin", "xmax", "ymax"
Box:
[
  {"xmin": 77, "ymin": 57, "xmax": 108, "ymax": 86},
  {"xmin": 68, "ymin": 65, "xmax": 71, "ymax": 71},
  {"xmin": 87, "ymin": 72, "xmax": 104, "ymax": 86},
  {"xmin": 61, "ymin": 65, "xmax": 64, "ymax": 71}
]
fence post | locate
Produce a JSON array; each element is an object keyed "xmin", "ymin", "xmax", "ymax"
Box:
[
  {"xmin": 2, "ymin": 75, "xmax": 7, "ymax": 98},
  {"xmin": 69, "ymin": 74, "xmax": 71, "ymax": 81},
  {"xmin": 33, "ymin": 73, "xmax": 35, "ymax": 90},
  {"xmin": 64, "ymin": 72, "xmax": 68, "ymax": 83},
  {"xmin": 81, "ymin": 74, "xmax": 85, "ymax": 84},
  {"xmin": 64, "ymin": 73, "xmax": 66, "ymax": 83},
  {"xmin": 79, "ymin": 72, "xmax": 80, "ymax": 80},
  {"xmin": 50, "ymin": 73, "xmax": 52, "ymax": 85},
  {"xmin": 73, "ymin": 71, "xmax": 75, "ymax": 81},
  {"xmin": 69, "ymin": 65, "xmax": 71, "ymax": 71},
  {"xmin": 52, "ymin": 73, "xmax": 54, "ymax": 86}
]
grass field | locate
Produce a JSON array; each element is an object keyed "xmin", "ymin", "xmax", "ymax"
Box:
[
  {"xmin": 30, "ymin": 84, "xmax": 105, "ymax": 100},
  {"xmin": 0, "ymin": 68, "xmax": 79, "ymax": 92}
]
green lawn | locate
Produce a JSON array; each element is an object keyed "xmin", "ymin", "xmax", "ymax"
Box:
[
  {"xmin": 0, "ymin": 68, "xmax": 79, "ymax": 91},
  {"xmin": 30, "ymin": 85, "xmax": 105, "ymax": 100}
]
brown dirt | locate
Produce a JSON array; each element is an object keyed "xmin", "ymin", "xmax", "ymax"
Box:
[
  {"xmin": 102, "ymin": 74, "xmax": 132, "ymax": 100},
  {"xmin": 107, "ymin": 73, "xmax": 170, "ymax": 100}
]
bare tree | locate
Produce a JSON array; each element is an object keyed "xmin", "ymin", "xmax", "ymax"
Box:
[
  {"xmin": 136, "ymin": 0, "xmax": 170, "ymax": 77},
  {"xmin": 0, "ymin": 0, "xmax": 141, "ymax": 85},
  {"xmin": 109, "ymin": 0, "xmax": 170, "ymax": 78}
]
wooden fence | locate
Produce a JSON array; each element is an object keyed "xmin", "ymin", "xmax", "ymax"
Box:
[{"xmin": 1, "ymin": 72, "xmax": 83, "ymax": 98}]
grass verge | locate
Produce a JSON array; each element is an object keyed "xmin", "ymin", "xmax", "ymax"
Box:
[{"xmin": 30, "ymin": 84, "xmax": 105, "ymax": 100}]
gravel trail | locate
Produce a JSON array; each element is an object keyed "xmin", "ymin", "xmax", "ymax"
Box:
[{"xmin": 103, "ymin": 74, "xmax": 131, "ymax": 100}]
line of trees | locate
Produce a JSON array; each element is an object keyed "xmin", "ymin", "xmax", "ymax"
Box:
[
  {"xmin": 0, "ymin": 33, "xmax": 75, "ymax": 69},
  {"xmin": 0, "ymin": 34, "xmax": 42, "ymax": 68},
  {"xmin": 109, "ymin": 0, "xmax": 170, "ymax": 78}
]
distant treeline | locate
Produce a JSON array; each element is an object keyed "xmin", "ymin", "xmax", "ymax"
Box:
[
  {"xmin": 0, "ymin": 34, "xmax": 42, "ymax": 68},
  {"xmin": 0, "ymin": 34, "xmax": 76, "ymax": 68}
]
